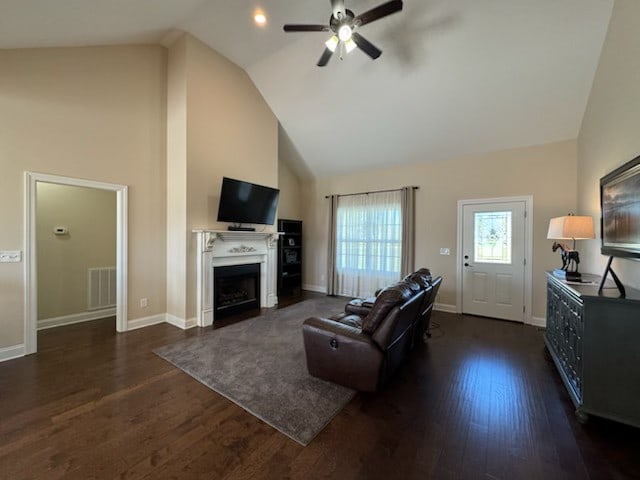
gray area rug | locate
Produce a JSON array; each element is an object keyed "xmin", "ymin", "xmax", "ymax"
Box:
[{"xmin": 154, "ymin": 296, "xmax": 355, "ymax": 446}]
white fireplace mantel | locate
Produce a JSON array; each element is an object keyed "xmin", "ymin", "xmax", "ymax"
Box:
[{"xmin": 193, "ymin": 230, "xmax": 281, "ymax": 327}]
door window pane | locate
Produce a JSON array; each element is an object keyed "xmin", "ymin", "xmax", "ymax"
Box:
[{"xmin": 474, "ymin": 211, "xmax": 512, "ymax": 264}]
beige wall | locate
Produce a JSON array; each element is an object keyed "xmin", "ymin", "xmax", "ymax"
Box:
[
  {"xmin": 166, "ymin": 36, "xmax": 189, "ymax": 320},
  {"xmin": 185, "ymin": 35, "xmax": 278, "ymax": 231},
  {"xmin": 578, "ymin": 0, "xmax": 640, "ymax": 290},
  {"xmin": 36, "ymin": 183, "xmax": 116, "ymax": 320},
  {"xmin": 0, "ymin": 45, "xmax": 167, "ymax": 348},
  {"xmin": 302, "ymin": 140, "xmax": 578, "ymax": 319},
  {"xmin": 278, "ymin": 158, "xmax": 303, "ymax": 221},
  {"xmin": 165, "ymin": 34, "xmax": 279, "ymax": 322}
]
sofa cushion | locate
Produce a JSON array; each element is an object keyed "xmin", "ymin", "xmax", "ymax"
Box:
[
  {"xmin": 361, "ymin": 281, "xmax": 418, "ymax": 334},
  {"xmin": 348, "ymin": 297, "xmax": 376, "ymax": 308},
  {"xmin": 344, "ymin": 296, "xmax": 376, "ymax": 316},
  {"xmin": 329, "ymin": 312, "xmax": 364, "ymax": 329}
]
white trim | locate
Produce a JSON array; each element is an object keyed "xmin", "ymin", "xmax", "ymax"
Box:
[
  {"xmin": 0, "ymin": 344, "xmax": 25, "ymax": 363},
  {"xmin": 24, "ymin": 172, "xmax": 128, "ymax": 355},
  {"xmin": 456, "ymin": 195, "xmax": 534, "ymax": 323},
  {"xmin": 302, "ymin": 284, "xmax": 328, "ymax": 294},
  {"xmin": 127, "ymin": 313, "xmax": 167, "ymax": 331},
  {"xmin": 529, "ymin": 316, "xmax": 547, "ymax": 327},
  {"xmin": 166, "ymin": 314, "xmax": 198, "ymax": 330},
  {"xmin": 434, "ymin": 303, "xmax": 457, "ymax": 314},
  {"xmin": 37, "ymin": 308, "xmax": 116, "ymax": 330}
]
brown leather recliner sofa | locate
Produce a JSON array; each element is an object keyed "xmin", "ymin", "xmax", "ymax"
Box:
[
  {"xmin": 345, "ymin": 269, "xmax": 442, "ymax": 342},
  {"xmin": 302, "ymin": 269, "xmax": 440, "ymax": 392}
]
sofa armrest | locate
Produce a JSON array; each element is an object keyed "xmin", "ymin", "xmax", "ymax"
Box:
[{"xmin": 302, "ymin": 317, "xmax": 384, "ymax": 392}]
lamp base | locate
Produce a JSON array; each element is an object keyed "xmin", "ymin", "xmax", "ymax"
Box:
[
  {"xmin": 552, "ymin": 269, "xmax": 582, "ymax": 282},
  {"xmin": 565, "ymin": 271, "xmax": 582, "ymax": 282},
  {"xmin": 552, "ymin": 269, "xmax": 566, "ymax": 279}
]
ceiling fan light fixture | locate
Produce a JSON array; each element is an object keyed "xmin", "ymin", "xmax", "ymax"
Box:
[
  {"xmin": 345, "ymin": 38, "xmax": 357, "ymax": 53},
  {"xmin": 283, "ymin": 0, "xmax": 404, "ymax": 66},
  {"xmin": 325, "ymin": 35, "xmax": 339, "ymax": 53},
  {"xmin": 338, "ymin": 25, "xmax": 352, "ymax": 42}
]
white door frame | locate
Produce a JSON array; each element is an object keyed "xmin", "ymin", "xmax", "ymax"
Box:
[
  {"xmin": 24, "ymin": 172, "xmax": 128, "ymax": 355},
  {"xmin": 456, "ymin": 196, "xmax": 533, "ymax": 324}
]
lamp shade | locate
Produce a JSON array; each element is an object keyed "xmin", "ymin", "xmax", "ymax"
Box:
[{"xmin": 547, "ymin": 215, "xmax": 595, "ymax": 240}]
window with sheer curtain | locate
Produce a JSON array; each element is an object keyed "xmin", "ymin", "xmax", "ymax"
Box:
[{"xmin": 335, "ymin": 190, "xmax": 402, "ymax": 297}]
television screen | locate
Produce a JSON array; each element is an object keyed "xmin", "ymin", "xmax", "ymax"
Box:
[
  {"xmin": 600, "ymin": 155, "xmax": 640, "ymax": 259},
  {"xmin": 217, "ymin": 177, "xmax": 280, "ymax": 225}
]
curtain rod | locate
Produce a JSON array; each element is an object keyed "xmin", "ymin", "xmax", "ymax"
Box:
[{"xmin": 324, "ymin": 186, "xmax": 419, "ymax": 199}]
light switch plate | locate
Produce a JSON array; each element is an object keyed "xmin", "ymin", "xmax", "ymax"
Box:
[
  {"xmin": 0, "ymin": 251, "xmax": 22, "ymax": 263},
  {"xmin": 439, "ymin": 248, "xmax": 450, "ymax": 256}
]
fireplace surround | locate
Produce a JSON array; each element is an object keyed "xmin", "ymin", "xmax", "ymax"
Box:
[{"xmin": 193, "ymin": 230, "xmax": 280, "ymax": 327}]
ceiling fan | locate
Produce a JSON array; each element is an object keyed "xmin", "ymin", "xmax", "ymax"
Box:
[{"xmin": 283, "ymin": 0, "xmax": 403, "ymax": 66}]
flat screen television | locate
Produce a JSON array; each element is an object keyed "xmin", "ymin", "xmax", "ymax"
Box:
[
  {"xmin": 217, "ymin": 177, "xmax": 280, "ymax": 226},
  {"xmin": 600, "ymin": 155, "xmax": 640, "ymax": 259}
]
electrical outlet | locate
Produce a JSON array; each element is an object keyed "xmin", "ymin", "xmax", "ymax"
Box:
[
  {"xmin": 0, "ymin": 251, "xmax": 22, "ymax": 263},
  {"xmin": 140, "ymin": 298, "xmax": 148, "ymax": 308},
  {"xmin": 439, "ymin": 247, "xmax": 450, "ymax": 256}
]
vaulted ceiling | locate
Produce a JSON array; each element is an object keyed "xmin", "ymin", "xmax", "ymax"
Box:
[{"xmin": 0, "ymin": 0, "xmax": 614, "ymax": 178}]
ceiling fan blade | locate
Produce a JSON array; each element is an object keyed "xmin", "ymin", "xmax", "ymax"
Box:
[
  {"xmin": 283, "ymin": 24, "xmax": 330, "ymax": 32},
  {"xmin": 330, "ymin": 0, "xmax": 346, "ymax": 18},
  {"xmin": 351, "ymin": 32, "xmax": 382, "ymax": 59},
  {"xmin": 354, "ymin": 0, "xmax": 403, "ymax": 27},
  {"xmin": 317, "ymin": 47, "xmax": 334, "ymax": 67}
]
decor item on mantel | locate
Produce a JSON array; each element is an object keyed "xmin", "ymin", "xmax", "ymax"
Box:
[{"xmin": 547, "ymin": 214, "xmax": 595, "ymax": 282}]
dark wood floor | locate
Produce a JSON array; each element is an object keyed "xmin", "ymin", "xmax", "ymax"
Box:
[{"xmin": 1, "ymin": 294, "xmax": 639, "ymax": 480}]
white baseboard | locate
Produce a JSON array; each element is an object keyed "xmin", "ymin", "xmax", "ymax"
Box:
[
  {"xmin": 528, "ymin": 316, "xmax": 546, "ymax": 327},
  {"xmin": 0, "ymin": 344, "xmax": 25, "ymax": 362},
  {"xmin": 127, "ymin": 313, "xmax": 166, "ymax": 331},
  {"xmin": 434, "ymin": 303, "xmax": 457, "ymax": 314},
  {"xmin": 37, "ymin": 308, "xmax": 117, "ymax": 330},
  {"xmin": 166, "ymin": 314, "xmax": 198, "ymax": 330},
  {"xmin": 303, "ymin": 284, "xmax": 327, "ymax": 294}
]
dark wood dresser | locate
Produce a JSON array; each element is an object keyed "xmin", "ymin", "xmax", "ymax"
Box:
[{"xmin": 545, "ymin": 272, "xmax": 640, "ymax": 428}]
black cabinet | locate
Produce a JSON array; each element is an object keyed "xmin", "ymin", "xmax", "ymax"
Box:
[
  {"xmin": 545, "ymin": 272, "xmax": 640, "ymax": 427},
  {"xmin": 277, "ymin": 219, "xmax": 302, "ymax": 296}
]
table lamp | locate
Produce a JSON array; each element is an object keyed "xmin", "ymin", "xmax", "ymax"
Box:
[{"xmin": 547, "ymin": 214, "xmax": 595, "ymax": 281}]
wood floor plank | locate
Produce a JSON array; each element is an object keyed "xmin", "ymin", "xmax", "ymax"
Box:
[{"xmin": 1, "ymin": 294, "xmax": 639, "ymax": 479}]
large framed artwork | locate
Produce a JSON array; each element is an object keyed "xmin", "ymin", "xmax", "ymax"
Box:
[{"xmin": 600, "ymin": 155, "xmax": 640, "ymax": 259}]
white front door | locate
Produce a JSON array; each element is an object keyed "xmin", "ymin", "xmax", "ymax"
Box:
[{"xmin": 461, "ymin": 201, "xmax": 526, "ymax": 322}]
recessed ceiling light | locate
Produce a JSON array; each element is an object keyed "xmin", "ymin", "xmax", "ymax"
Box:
[{"xmin": 254, "ymin": 11, "xmax": 267, "ymax": 26}]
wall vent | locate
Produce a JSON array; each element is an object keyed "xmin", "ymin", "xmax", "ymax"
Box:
[{"xmin": 87, "ymin": 267, "xmax": 116, "ymax": 310}]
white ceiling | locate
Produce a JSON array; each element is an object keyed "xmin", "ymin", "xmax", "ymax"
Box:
[{"xmin": 0, "ymin": 0, "xmax": 614, "ymax": 178}]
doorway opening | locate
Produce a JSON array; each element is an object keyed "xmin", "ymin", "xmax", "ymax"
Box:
[
  {"xmin": 456, "ymin": 196, "xmax": 533, "ymax": 323},
  {"xmin": 24, "ymin": 172, "xmax": 128, "ymax": 355}
]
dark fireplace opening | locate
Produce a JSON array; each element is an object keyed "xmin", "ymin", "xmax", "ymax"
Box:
[{"xmin": 213, "ymin": 263, "xmax": 260, "ymax": 321}]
